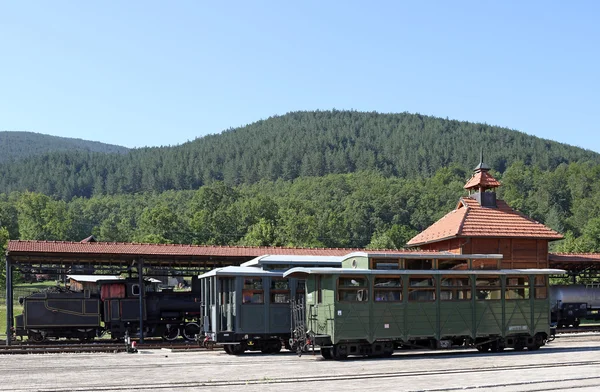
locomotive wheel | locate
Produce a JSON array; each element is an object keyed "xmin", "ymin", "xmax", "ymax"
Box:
[
  {"xmin": 29, "ymin": 332, "xmax": 45, "ymax": 343},
  {"xmin": 182, "ymin": 323, "xmax": 200, "ymax": 341},
  {"xmin": 162, "ymin": 325, "xmax": 180, "ymax": 341},
  {"xmin": 223, "ymin": 345, "xmax": 232, "ymax": 354}
]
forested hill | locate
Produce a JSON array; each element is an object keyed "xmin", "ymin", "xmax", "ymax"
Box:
[
  {"xmin": 0, "ymin": 111, "xmax": 598, "ymax": 199},
  {"xmin": 0, "ymin": 131, "xmax": 129, "ymax": 164}
]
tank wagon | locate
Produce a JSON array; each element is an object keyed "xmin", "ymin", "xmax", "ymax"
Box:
[
  {"xmin": 199, "ymin": 255, "xmax": 342, "ymax": 354},
  {"xmin": 14, "ymin": 276, "xmax": 202, "ymax": 342},
  {"xmin": 284, "ymin": 252, "xmax": 565, "ymax": 359},
  {"xmin": 550, "ymin": 284, "xmax": 600, "ymax": 327}
]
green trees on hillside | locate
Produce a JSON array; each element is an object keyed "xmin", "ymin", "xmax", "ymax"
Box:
[
  {"xmin": 0, "ymin": 159, "xmax": 599, "ymax": 253},
  {"xmin": 0, "ymin": 111, "xmax": 598, "ymax": 200}
]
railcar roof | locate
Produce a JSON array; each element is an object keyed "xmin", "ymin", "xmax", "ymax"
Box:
[
  {"xmin": 199, "ymin": 266, "xmax": 284, "ymax": 278},
  {"xmin": 342, "ymin": 252, "xmax": 504, "ymax": 260},
  {"xmin": 283, "ymin": 267, "xmax": 566, "ymax": 278},
  {"xmin": 66, "ymin": 275, "xmax": 123, "ymax": 282},
  {"xmin": 240, "ymin": 254, "xmax": 343, "ymax": 267}
]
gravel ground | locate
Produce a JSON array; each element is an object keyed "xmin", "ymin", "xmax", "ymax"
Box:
[{"xmin": 2, "ymin": 335, "xmax": 600, "ymax": 392}]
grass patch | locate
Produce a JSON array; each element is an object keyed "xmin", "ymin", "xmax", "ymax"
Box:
[
  {"xmin": 0, "ymin": 304, "xmax": 6, "ymax": 337},
  {"xmin": 15, "ymin": 281, "xmax": 59, "ymax": 291}
]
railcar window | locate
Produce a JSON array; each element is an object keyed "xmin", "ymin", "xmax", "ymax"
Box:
[
  {"xmin": 438, "ymin": 260, "xmax": 470, "ymax": 270},
  {"xmin": 242, "ymin": 277, "xmax": 264, "ymax": 304},
  {"xmin": 506, "ymin": 276, "xmax": 530, "ymax": 300},
  {"xmin": 473, "ymin": 259, "xmax": 501, "ymax": 270},
  {"xmin": 338, "ymin": 276, "xmax": 369, "ymax": 302},
  {"xmin": 440, "ymin": 276, "xmax": 471, "ymax": 301},
  {"xmin": 475, "ymin": 276, "xmax": 501, "ymax": 300},
  {"xmin": 296, "ymin": 280, "xmax": 305, "ymax": 303},
  {"xmin": 316, "ymin": 276, "xmax": 322, "ymax": 304},
  {"xmin": 132, "ymin": 284, "xmax": 140, "ymax": 296},
  {"xmin": 372, "ymin": 259, "xmax": 400, "ymax": 270},
  {"xmin": 405, "ymin": 259, "xmax": 433, "ymax": 270},
  {"xmin": 270, "ymin": 278, "xmax": 290, "ymax": 303},
  {"xmin": 534, "ymin": 275, "xmax": 547, "ymax": 299},
  {"xmin": 374, "ymin": 277, "xmax": 402, "ymax": 302},
  {"xmin": 408, "ymin": 276, "xmax": 435, "ymax": 301}
]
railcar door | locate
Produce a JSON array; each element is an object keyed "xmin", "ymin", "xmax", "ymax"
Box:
[
  {"xmin": 439, "ymin": 275, "xmax": 473, "ymax": 338},
  {"xmin": 504, "ymin": 275, "xmax": 532, "ymax": 335},
  {"xmin": 268, "ymin": 278, "xmax": 291, "ymax": 333},
  {"xmin": 474, "ymin": 275, "xmax": 503, "ymax": 337},
  {"xmin": 240, "ymin": 277, "xmax": 265, "ymax": 332},
  {"xmin": 405, "ymin": 274, "xmax": 437, "ymax": 340},
  {"xmin": 218, "ymin": 277, "xmax": 235, "ymax": 332}
]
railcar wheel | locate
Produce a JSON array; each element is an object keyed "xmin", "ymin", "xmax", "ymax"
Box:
[
  {"xmin": 490, "ymin": 341, "xmax": 504, "ymax": 352},
  {"xmin": 476, "ymin": 343, "xmax": 490, "ymax": 352},
  {"xmin": 229, "ymin": 343, "xmax": 245, "ymax": 355},
  {"xmin": 271, "ymin": 340, "xmax": 282, "ymax": 353},
  {"xmin": 321, "ymin": 347, "xmax": 332, "ymax": 359},
  {"xmin": 223, "ymin": 345, "xmax": 232, "ymax": 354},
  {"xmin": 332, "ymin": 345, "xmax": 348, "ymax": 360},
  {"xmin": 513, "ymin": 342, "xmax": 525, "ymax": 351}
]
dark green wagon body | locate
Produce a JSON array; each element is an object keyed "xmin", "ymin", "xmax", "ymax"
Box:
[{"xmin": 287, "ymin": 252, "xmax": 563, "ymax": 359}]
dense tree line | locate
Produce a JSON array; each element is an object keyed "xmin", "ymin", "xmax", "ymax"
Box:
[
  {"xmin": 1, "ymin": 111, "xmax": 598, "ymax": 200},
  {"xmin": 2, "ymin": 161, "xmax": 600, "ymax": 266},
  {"xmin": 0, "ymin": 131, "xmax": 129, "ymax": 164}
]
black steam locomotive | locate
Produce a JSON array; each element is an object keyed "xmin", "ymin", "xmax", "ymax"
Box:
[{"xmin": 14, "ymin": 277, "xmax": 202, "ymax": 342}]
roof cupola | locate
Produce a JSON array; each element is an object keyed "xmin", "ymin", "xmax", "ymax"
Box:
[{"xmin": 463, "ymin": 150, "xmax": 500, "ymax": 207}]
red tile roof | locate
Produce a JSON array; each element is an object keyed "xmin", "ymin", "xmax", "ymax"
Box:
[
  {"xmin": 548, "ymin": 253, "xmax": 600, "ymax": 270},
  {"xmin": 407, "ymin": 196, "xmax": 563, "ymax": 247},
  {"xmin": 6, "ymin": 241, "xmax": 357, "ymax": 257},
  {"xmin": 549, "ymin": 253, "xmax": 600, "ymax": 263},
  {"xmin": 464, "ymin": 170, "xmax": 501, "ymax": 189}
]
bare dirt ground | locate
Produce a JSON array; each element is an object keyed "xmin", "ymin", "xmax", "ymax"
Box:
[{"xmin": 2, "ymin": 334, "xmax": 600, "ymax": 392}]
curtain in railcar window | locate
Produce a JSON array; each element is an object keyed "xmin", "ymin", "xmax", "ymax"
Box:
[
  {"xmin": 270, "ymin": 278, "xmax": 290, "ymax": 303},
  {"xmin": 338, "ymin": 276, "xmax": 369, "ymax": 302}
]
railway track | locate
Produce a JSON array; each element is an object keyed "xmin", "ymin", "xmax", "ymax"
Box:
[
  {"xmin": 0, "ymin": 341, "xmax": 219, "ymax": 355},
  {"xmin": 556, "ymin": 325, "xmax": 600, "ymax": 334},
  {"xmin": 18, "ymin": 359, "xmax": 600, "ymax": 391}
]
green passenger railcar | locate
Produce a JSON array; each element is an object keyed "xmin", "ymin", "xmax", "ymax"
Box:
[{"xmin": 284, "ymin": 252, "xmax": 564, "ymax": 359}]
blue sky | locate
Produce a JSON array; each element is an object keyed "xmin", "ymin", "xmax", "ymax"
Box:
[{"xmin": 1, "ymin": 1, "xmax": 598, "ymax": 151}]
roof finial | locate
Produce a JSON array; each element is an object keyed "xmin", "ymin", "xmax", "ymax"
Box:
[{"xmin": 473, "ymin": 148, "xmax": 490, "ymax": 171}]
